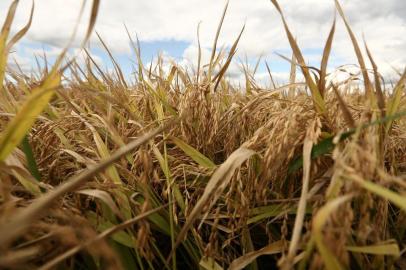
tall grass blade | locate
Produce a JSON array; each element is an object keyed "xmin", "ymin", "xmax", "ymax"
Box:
[
  {"xmin": 386, "ymin": 68, "xmax": 406, "ymax": 132},
  {"xmin": 208, "ymin": 0, "xmax": 229, "ymax": 83},
  {"xmin": 265, "ymin": 61, "xmax": 276, "ymax": 89},
  {"xmin": 364, "ymin": 41, "xmax": 385, "ymax": 116},
  {"xmin": 349, "ymin": 175, "xmax": 406, "ymax": 211},
  {"xmin": 288, "ymin": 53, "xmax": 296, "ymax": 98},
  {"xmin": 20, "ymin": 135, "xmax": 41, "ymax": 181},
  {"xmin": 286, "ymin": 131, "xmax": 314, "ymax": 264},
  {"xmin": 319, "ymin": 18, "xmax": 336, "ymax": 98},
  {"xmin": 170, "ymin": 136, "xmax": 216, "ymax": 169},
  {"xmin": 346, "ymin": 241, "xmax": 400, "ymax": 256},
  {"xmin": 96, "ymin": 32, "xmax": 128, "ymax": 88},
  {"xmin": 0, "ymin": 0, "xmax": 19, "ymax": 108},
  {"xmin": 5, "ymin": 0, "xmax": 34, "ymax": 52},
  {"xmin": 270, "ymin": 0, "xmax": 326, "ymax": 114},
  {"xmin": 334, "ymin": 0, "xmax": 374, "ymax": 99},
  {"xmin": 196, "ymin": 21, "xmax": 202, "ymax": 84},
  {"xmin": 0, "ymin": 67, "xmax": 61, "ymax": 161},
  {"xmin": 83, "ymin": 0, "xmax": 100, "ymax": 45},
  {"xmin": 212, "ymin": 25, "xmax": 245, "ymax": 92},
  {"xmin": 332, "ymin": 84, "xmax": 355, "ymax": 128}
]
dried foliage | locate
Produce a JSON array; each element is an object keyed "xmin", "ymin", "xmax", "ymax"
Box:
[{"xmin": 0, "ymin": 0, "xmax": 405, "ymax": 269}]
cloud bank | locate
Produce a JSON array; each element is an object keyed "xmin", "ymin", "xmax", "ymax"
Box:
[{"xmin": 1, "ymin": 0, "xmax": 405, "ymax": 83}]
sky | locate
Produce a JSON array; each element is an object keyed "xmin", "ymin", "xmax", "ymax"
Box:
[{"xmin": 1, "ymin": 0, "xmax": 405, "ymax": 86}]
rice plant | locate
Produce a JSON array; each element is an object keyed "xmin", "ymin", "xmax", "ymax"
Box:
[{"xmin": 0, "ymin": 0, "xmax": 405, "ymax": 269}]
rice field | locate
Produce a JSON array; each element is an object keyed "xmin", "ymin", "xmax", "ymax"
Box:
[{"xmin": 0, "ymin": 0, "xmax": 405, "ymax": 269}]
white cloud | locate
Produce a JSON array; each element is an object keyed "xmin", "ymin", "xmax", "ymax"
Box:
[{"xmin": 0, "ymin": 0, "xmax": 404, "ymax": 80}]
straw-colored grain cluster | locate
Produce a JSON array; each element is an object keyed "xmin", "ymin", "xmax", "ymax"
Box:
[{"xmin": 0, "ymin": 0, "xmax": 405, "ymax": 269}]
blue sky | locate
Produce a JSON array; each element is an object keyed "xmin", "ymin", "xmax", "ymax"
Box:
[{"xmin": 1, "ymin": 0, "xmax": 405, "ymax": 85}]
